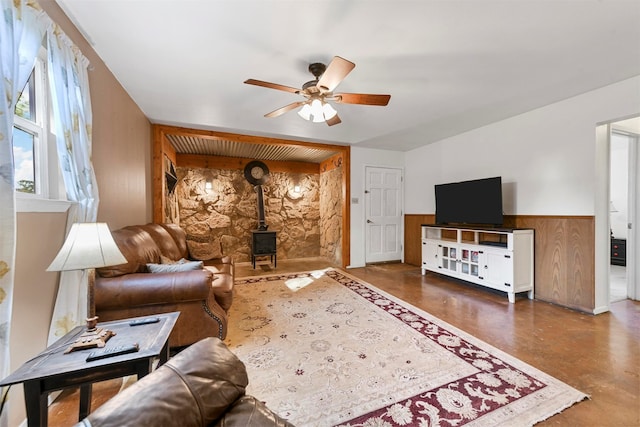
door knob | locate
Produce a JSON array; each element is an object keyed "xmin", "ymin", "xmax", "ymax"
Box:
[{"xmin": 367, "ymin": 219, "xmax": 373, "ymax": 223}]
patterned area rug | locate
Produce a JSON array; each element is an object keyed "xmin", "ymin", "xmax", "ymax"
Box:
[{"xmin": 225, "ymin": 268, "xmax": 587, "ymax": 426}]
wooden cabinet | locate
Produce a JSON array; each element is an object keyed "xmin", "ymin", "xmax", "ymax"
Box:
[
  {"xmin": 481, "ymin": 248, "xmax": 514, "ymax": 290},
  {"xmin": 421, "ymin": 239, "xmax": 439, "ymax": 271},
  {"xmin": 421, "ymin": 225, "xmax": 534, "ymax": 303}
]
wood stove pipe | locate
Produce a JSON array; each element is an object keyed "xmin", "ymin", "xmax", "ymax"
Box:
[{"xmin": 255, "ymin": 185, "xmax": 268, "ymax": 231}]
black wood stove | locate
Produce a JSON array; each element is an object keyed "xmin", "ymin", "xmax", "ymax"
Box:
[
  {"xmin": 251, "ymin": 230, "xmax": 276, "ymax": 269},
  {"xmin": 244, "ymin": 160, "xmax": 277, "ymax": 269}
]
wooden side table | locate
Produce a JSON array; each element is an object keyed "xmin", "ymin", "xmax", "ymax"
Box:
[{"xmin": 0, "ymin": 312, "xmax": 179, "ymax": 427}]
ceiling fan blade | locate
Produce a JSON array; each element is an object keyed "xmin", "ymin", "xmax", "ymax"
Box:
[
  {"xmin": 335, "ymin": 93, "xmax": 391, "ymax": 106},
  {"xmin": 264, "ymin": 101, "xmax": 305, "ymax": 118},
  {"xmin": 317, "ymin": 56, "xmax": 355, "ymax": 92},
  {"xmin": 244, "ymin": 79, "xmax": 300, "ymax": 94},
  {"xmin": 326, "ymin": 114, "xmax": 342, "ymax": 126}
]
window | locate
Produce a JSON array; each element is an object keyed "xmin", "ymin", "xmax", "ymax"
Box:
[
  {"xmin": 13, "ymin": 49, "xmax": 68, "ymax": 212},
  {"xmin": 14, "ymin": 66, "xmax": 41, "ymax": 195}
]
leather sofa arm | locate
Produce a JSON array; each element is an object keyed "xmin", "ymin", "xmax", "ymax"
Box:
[
  {"xmin": 76, "ymin": 338, "xmax": 250, "ymax": 427},
  {"xmin": 95, "ymin": 269, "xmax": 213, "ymax": 310},
  {"xmin": 205, "ymin": 260, "xmax": 234, "ymax": 312},
  {"xmin": 211, "ymin": 273, "xmax": 233, "ymax": 312},
  {"xmin": 215, "ymin": 396, "xmax": 295, "ymax": 427}
]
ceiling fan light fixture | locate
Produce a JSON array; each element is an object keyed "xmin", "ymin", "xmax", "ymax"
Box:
[
  {"xmin": 322, "ymin": 102, "xmax": 337, "ymax": 120},
  {"xmin": 245, "ymin": 56, "xmax": 390, "ymax": 126},
  {"xmin": 298, "ymin": 103, "xmax": 312, "ymax": 120},
  {"xmin": 298, "ymin": 98, "xmax": 337, "ymax": 123},
  {"xmin": 310, "ymin": 99, "xmax": 325, "ymax": 122}
]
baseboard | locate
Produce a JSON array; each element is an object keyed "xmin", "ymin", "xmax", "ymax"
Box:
[{"xmin": 592, "ymin": 304, "xmax": 610, "ymax": 315}]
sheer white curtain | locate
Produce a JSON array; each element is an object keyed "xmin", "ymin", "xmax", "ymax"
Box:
[
  {"xmin": 46, "ymin": 24, "xmax": 99, "ymax": 344},
  {"xmin": 0, "ymin": 1, "xmax": 49, "ymax": 424}
]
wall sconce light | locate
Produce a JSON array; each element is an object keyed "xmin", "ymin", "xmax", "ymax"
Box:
[
  {"xmin": 294, "ymin": 185, "xmax": 301, "ymax": 194},
  {"xmin": 205, "ymin": 180, "xmax": 213, "ymax": 191}
]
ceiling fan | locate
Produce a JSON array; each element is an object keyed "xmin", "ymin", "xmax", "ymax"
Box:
[{"xmin": 244, "ymin": 56, "xmax": 391, "ymax": 126}]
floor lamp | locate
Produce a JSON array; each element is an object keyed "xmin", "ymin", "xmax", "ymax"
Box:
[{"xmin": 47, "ymin": 223, "xmax": 127, "ymax": 353}]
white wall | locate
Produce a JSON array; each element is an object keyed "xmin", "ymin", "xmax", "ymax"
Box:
[
  {"xmin": 349, "ymin": 77, "xmax": 640, "ymax": 272},
  {"xmin": 400, "ymin": 76, "xmax": 639, "ymax": 313},
  {"xmin": 404, "ymin": 76, "xmax": 640, "ymax": 217},
  {"xmin": 349, "ymin": 146, "xmax": 405, "ymax": 268}
]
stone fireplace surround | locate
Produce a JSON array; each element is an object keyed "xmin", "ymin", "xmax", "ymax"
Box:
[
  {"xmin": 153, "ymin": 124, "xmax": 351, "ymax": 268},
  {"xmin": 164, "ymin": 162, "xmax": 343, "ymax": 266}
]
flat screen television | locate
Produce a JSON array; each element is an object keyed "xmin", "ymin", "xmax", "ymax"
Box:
[{"xmin": 435, "ymin": 176, "xmax": 503, "ymax": 226}]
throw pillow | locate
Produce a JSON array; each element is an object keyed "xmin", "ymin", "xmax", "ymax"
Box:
[{"xmin": 147, "ymin": 260, "xmax": 204, "ymax": 273}]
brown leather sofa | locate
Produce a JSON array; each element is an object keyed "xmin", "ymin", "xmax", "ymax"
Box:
[
  {"xmin": 75, "ymin": 337, "xmax": 294, "ymax": 427},
  {"xmin": 95, "ymin": 223, "xmax": 234, "ymax": 348}
]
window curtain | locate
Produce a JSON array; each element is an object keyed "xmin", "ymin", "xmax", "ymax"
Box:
[
  {"xmin": 45, "ymin": 25, "xmax": 98, "ymax": 344},
  {"xmin": 0, "ymin": 0, "xmax": 49, "ymax": 424}
]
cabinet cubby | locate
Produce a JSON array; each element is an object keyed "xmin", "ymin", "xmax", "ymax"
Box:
[{"xmin": 421, "ymin": 224, "xmax": 534, "ymax": 303}]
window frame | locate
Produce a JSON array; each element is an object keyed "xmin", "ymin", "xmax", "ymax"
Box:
[{"xmin": 14, "ymin": 47, "xmax": 71, "ymax": 213}]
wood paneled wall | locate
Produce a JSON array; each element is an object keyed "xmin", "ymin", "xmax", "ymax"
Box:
[
  {"xmin": 405, "ymin": 214, "xmax": 595, "ymax": 313},
  {"xmin": 404, "ymin": 214, "xmax": 435, "ymax": 266},
  {"xmin": 508, "ymin": 215, "xmax": 595, "ymax": 312}
]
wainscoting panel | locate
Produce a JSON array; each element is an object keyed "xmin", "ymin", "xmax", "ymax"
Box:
[
  {"xmin": 404, "ymin": 214, "xmax": 595, "ymax": 312},
  {"xmin": 510, "ymin": 215, "xmax": 595, "ymax": 312},
  {"xmin": 404, "ymin": 214, "xmax": 434, "ymax": 267}
]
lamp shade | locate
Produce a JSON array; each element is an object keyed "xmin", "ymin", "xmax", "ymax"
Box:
[
  {"xmin": 298, "ymin": 98, "xmax": 338, "ymax": 123},
  {"xmin": 310, "ymin": 99, "xmax": 325, "ymax": 123},
  {"xmin": 298, "ymin": 103, "xmax": 312, "ymax": 120},
  {"xmin": 322, "ymin": 102, "xmax": 337, "ymax": 120},
  {"xmin": 47, "ymin": 223, "xmax": 127, "ymax": 272}
]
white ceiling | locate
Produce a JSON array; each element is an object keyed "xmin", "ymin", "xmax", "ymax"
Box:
[
  {"xmin": 56, "ymin": 0, "xmax": 640, "ymax": 152},
  {"xmin": 613, "ymin": 117, "xmax": 640, "ymax": 134}
]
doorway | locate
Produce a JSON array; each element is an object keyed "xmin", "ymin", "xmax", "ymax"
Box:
[
  {"xmin": 609, "ymin": 124, "xmax": 639, "ymax": 302},
  {"xmin": 364, "ymin": 166, "xmax": 403, "ymax": 263},
  {"xmin": 597, "ymin": 117, "xmax": 640, "ymax": 311}
]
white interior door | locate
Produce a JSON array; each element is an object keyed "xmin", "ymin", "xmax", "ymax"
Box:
[{"xmin": 365, "ymin": 166, "xmax": 403, "ymax": 263}]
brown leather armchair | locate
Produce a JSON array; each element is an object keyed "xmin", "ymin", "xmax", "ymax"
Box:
[
  {"xmin": 75, "ymin": 338, "xmax": 294, "ymax": 427},
  {"xmin": 95, "ymin": 223, "xmax": 234, "ymax": 348}
]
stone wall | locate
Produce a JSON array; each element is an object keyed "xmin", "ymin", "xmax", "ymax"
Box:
[
  {"xmin": 174, "ymin": 167, "xmax": 325, "ymax": 263},
  {"xmin": 319, "ymin": 165, "xmax": 343, "ymax": 265}
]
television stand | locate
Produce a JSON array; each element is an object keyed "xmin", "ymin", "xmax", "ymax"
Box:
[
  {"xmin": 479, "ymin": 240, "xmax": 507, "ymax": 248},
  {"xmin": 421, "ymin": 224, "xmax": 534, "ymax": 303}
]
